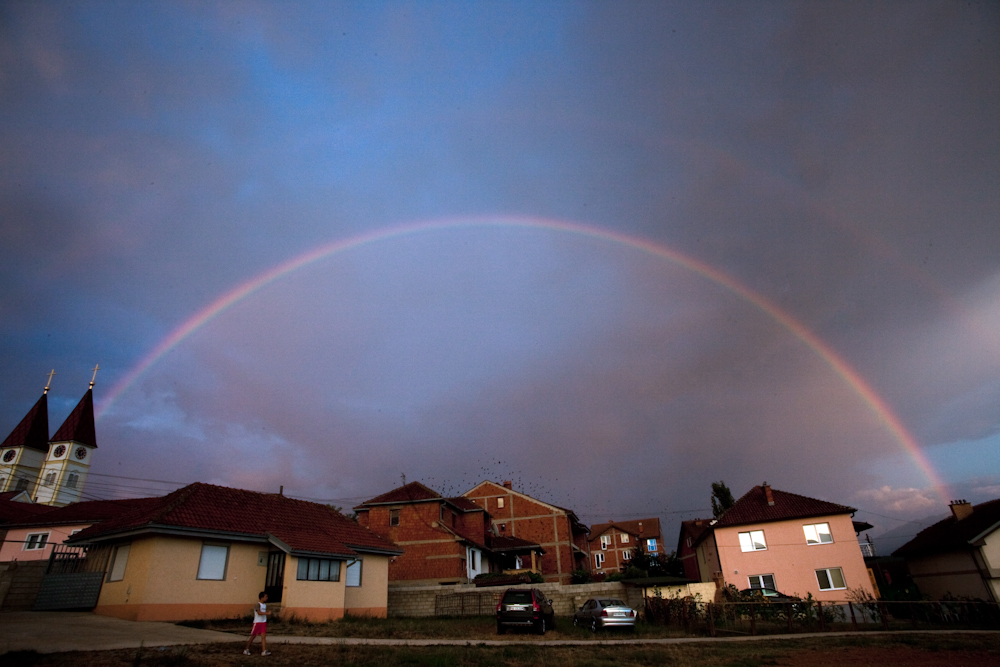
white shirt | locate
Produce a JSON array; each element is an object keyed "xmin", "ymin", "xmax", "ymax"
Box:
[{"xmin": 254, "ymin": 601, "xmax": 267, "ymax": 624}]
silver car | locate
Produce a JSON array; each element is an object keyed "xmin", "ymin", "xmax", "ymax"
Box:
[{"xmin": 573, "ymin": 597, "xmax": 636, "ymax": 631}]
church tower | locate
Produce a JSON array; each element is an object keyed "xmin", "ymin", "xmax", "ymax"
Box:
[
  {"xmin": 0, "ymin": 390, "xmax": 50, "ymax": 495},
  {"xmin": 35, "ymin": 379, "xmax": 98, "ymax": 507}
]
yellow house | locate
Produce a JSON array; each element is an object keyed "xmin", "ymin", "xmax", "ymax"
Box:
[{"xmin": 68, "ymin": 482, "xmax": 402, "ymax": 622}]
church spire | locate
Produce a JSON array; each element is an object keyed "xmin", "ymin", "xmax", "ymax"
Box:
[
  {"xmin": 51, "ymin": 387, "xmax": 97, "ymax": 448},
  {"xmin": 1, "ymin": 393, "xmax": 50, "ymax": 452}
]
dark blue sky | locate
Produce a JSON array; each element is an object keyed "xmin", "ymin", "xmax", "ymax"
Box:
[{"xmin": 2, "ymin": 1, "xmax": 998, "ymax": 545}]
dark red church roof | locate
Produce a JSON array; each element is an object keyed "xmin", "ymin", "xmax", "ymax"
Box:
[
  {"xmin": 1, "ymin": 394, "xmax": 50, "ymax": 452},
  {"xmin": 6, "ymin": 497, "xmax": 162, "ymax": 528},
  {"xmin": 71, "ymin": 482, "xmax": 401, "ymax": 557},
  {"xmin": 51, "ymin": 388, "xmax": 97, "ymax": 448}
]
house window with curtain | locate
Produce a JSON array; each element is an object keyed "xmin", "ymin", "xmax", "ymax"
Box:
[
  {"xmin": 197, "ymin": 544, "xmax": 229, "ymax": 580},
  {"xmin": 803, "ymin": 523, "xmax": 833, "ymax": 545},
  {"xmin": 738, "ymin": 530, "xmax": 767, "ymax": 552}
]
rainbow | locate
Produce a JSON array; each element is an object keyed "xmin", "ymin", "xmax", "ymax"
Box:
[{"xmin": 97, "ymin": 215, "xmax": 950, "ymax": 502}]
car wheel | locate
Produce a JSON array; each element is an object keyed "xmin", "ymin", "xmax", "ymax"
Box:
[
  {"xmin": 537, "ymin": 618, "xmax": 546, "ymax": 635},
  {"xmin": 590, "ymin": 618, "xmax": 598, "ymax": 633},
  {"xmin": 496, "ymin": 623, "xmax": 505, "ymax": 635},
  {"xmin": 573, "ymin": 615, "xmax": 579, "ymax": 627}
]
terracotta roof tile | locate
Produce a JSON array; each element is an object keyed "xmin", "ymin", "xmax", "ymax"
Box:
[
  {"xmin": 51, "ymin": 389, "xmax": 97, "ymax": 448},
  {"xmin": 6, "ymin": 497, "xmax": 161, "ymax": 528},
  {"xmin": 358, "ymin": 481, "xmax": 440, "ymax": 506},
  {"xmin": 716, "ymin": 485, "xmax": 855, "ymax": 527},
  {"xmin": 590, "ymin": 518, "xmax": 662, "ymax": 539},
  {"xmin": 894, "ymin": 499, "xmax": 1000, "ymax": 559},
  {"xmin": 0, "ymin": 497, "xmax": 54, "ymax": 524},
  {"xmin": 677, "ymin": 519, "xmax": 713, "ymax": 552},
  {"xmin": 1, "ymin": 394, "xmax": 49, "ymax": 452},
  {"xmin": 445, "ymin": 497, "xmax": 483, "ymax": 512},
  {"xmin": 71, "ymin": 483, "xmax": 401, "ymax": 557},
  {"xmin": 490, "ymin": 535, "xmax": 542, "ymax": 552}
]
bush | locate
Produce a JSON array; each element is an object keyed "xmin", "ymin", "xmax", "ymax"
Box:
[{"xmin": 570, "ymin": 569, "xmax": 593, "ymax": 584}]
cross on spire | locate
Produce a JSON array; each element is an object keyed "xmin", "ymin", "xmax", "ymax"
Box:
[
  {"xmin": 89, "ymin": 364, "xmax": 100, "ymax": 389},
  {"xmin": 44, "ymin": 369, "xmax": 56, "ymax": 394}
]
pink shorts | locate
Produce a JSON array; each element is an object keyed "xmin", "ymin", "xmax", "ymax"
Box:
[{"xmin": 250, "ymin": 622, "xmax": 267, "ymax": 637}]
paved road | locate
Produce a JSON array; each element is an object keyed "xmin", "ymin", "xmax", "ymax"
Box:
[
  {"xmin": 0, "ymin": 611, "xmax": 241, "ymax": 654},
  {"xmin": 2, "ymin": 612, "xmax": 995, "ymax": 655}
]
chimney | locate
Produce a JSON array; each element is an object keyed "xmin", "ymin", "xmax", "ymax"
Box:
[
  {"xmin": 502, "ymin": 480, "xmax": 512, "ymax": 490},
  {"xmin": 950, "ymin": 500, "xmax": 973, "ymax": 521},
  {"xmin": 763, "ymin": 483, "xmax": 774, "ymax": 506},
  {"xmin": 279, "ymin": 485, "xmax": 283, "ymax": 496},
  {"xmin": 638, "ymin": 521, "xmax": 644, "ymax": 534}
]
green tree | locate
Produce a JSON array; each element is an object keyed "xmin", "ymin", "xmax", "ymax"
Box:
[{"xmin": 711, "ymin": 480, "xmax": 735, "ymax": 519}]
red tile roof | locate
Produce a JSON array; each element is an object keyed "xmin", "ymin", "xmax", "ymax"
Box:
[
  {"xmin": 51, "ymin": 388, "xmax": 97, "ymax": 448},
  {"xmin": 894, "ymin": 499, "xmax": 1000, "ymax": 559},
  {"xmin": 490, "ymin": 535, "xmax": 543, "ymax": 552},
  {"xmin": 716, "ymin": 485, "xmax": 855, "ymax": 527},
  {"xmin": 358, "ymin": 481, "xmax": 441, "ymax": 506},
  {"xmin": 6, "ymin": 497, "xmax": 161, "ymax": 528},
  {"xmin": 445, "ymin": 497, "xmax": 483, "ymax": 512},
  {"xmin": 70, "ymin": 483, "xmax": 401, "ymax": 557},
  {"xmin": 0, "ymin": 497, "xmax": 54, "ymax": 523},
  {"xmin": 590, "ymin": 518, "xmax": 662, "ymax": 540},
  {"xmin": 1, "ymin": 394, "xmax": 50, "ymax": 452}
]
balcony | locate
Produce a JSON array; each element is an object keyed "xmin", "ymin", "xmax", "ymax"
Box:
[{"xmin": 860, "ymin": 542, "xmax": 877, "ymax": 558}]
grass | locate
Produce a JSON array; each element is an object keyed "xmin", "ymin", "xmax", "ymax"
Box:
[
  {"xmin": 178, "ymin": 613, "xmax": 689, "ymax": 640},
  {"xmin": 6, "ymin": 633, "xmax": 1000, "ymax": 666}
]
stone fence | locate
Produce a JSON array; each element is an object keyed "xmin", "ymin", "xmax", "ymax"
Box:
[{"xmin": 387, "ymin": 580, "xmax": 716, "ymax": 617}]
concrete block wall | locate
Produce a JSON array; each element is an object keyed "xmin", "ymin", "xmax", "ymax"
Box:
[{"xmin": 388, "ymin": 581, "xmax": 655, "ymax": 617}]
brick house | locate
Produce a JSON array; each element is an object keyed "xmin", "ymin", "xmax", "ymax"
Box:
[
  {"xmin": 588, "ymin": 518, "xmax": 663, "ymax": 574},
  {"xmin": 463, "ymin": 480, "xmax": 590, "ymax": 584},
  {"xmin": 692, "ymin": 483, "xmax": 875, "ymax": 601},
  {"xmin": 677, "ymin": 518, "xmax": 713, "ymax": 582},
  {"xmin": 355, "ymin": 481, "xmax": 545, "ymax": 585}
]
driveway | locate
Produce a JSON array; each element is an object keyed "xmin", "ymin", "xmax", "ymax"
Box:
[{"xmin": 0, "ymin": 611, "xmax": 242, "ymax": 654}]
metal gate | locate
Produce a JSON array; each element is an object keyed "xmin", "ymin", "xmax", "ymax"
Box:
[{"xmin": 33, "ymin": 544, "xmax": 112, "ymax": 611}]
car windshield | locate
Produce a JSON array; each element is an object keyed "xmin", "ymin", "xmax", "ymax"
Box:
[
  {"xmin": 504, "ymin": 592, "xmax": 533, "ymax": 604},
  {"xmin": 599, "ymin": 599, "xmax": 626, "ymax": 607}
]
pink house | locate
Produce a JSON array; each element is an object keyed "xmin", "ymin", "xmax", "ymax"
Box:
[
  {"xmin": 0, "ymin": 497, "xmax": 160, "ymax": 563},
  {"xmin": 693, "ymin": 484, "xmax": 875, "ymax": 601}
]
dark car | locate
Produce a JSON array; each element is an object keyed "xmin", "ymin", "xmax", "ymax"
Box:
[
  {"xmin": 573, "ymin": 598, "xmax": 637, "ymax": 631},
  {"xmin": 738, "ymin": 587, "xmax": 800, "ymax": 603},
  {"xmin": 496, "ymin": 587, "xmax": 555, "ymax": 634}
]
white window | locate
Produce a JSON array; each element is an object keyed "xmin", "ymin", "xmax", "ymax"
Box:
[
  {"xmin": 621, "ymin": 534, "xmax": 629, "ymax": 544},
  {"xmin": 622, "ymin": 549, "xmax": 631, "ymax": 561},
  {"xmin": 108, "ymin": 544, "xmax": 130, "ymax": 582},
  {"xmin": 816, "ymin": 567, "xmax": 846, "ymax": 590},
  {"xmin": 600, "ymin": 535, "xmax": 611, "ymax": 550},
  {"xmin": 197, "ymin": 544, "xmax": 229, "ymax": 580},
  {"xmin": 497, "ymin": 497, "xmax": 505, "ymax": 509},
  {"xmin": 803, "ymin": 523, "xmax": 833, "ymax": 545},
  {"xmin": 389, "ymin": 509, "xmax": 400, "ymax": 526},
  {"xmin": 748, "ymin": 574, "xmax": 775, "ymax": 590},
  {"xmin": 346, "ymin": 559, "xmax": 362, "ymax": 587},
  {"xmin": 67, "ymin": 473, "xmax": 79, "ymax": 489},
  {"xmin": 647, "ymin": 538, "xmax": 657, "ymax": 552},
  {"xmin": 686, "ymin": 536, "xmax": 693, "ymax": 548},
  {"xmin": 595, "ymin": 552, "xmax": 605, "ymax": 569},
  {"xmin": 738, "ymin": 530, "xmax": 767, "ymax": 552},
  {"xmin": 43, "ymin": 472, "xmax": 56, "ymax": 487},
  {"xmin": 24, "ymin": 532, "xmax": 49, "ymax": 550}
]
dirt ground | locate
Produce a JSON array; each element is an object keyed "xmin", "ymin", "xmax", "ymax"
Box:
[{"xmin": 4, "ymin": 633, "xmax": 1000, "ymax": 667}]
